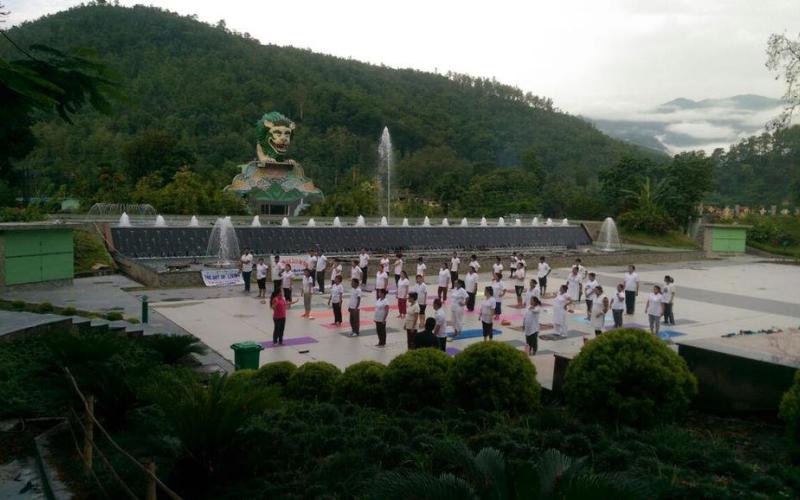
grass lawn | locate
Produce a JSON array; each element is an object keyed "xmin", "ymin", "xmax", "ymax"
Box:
[
  {"xmin": 619, "ymin": 229, "xmax": 699, "ymax": 249},
  {"xmin": 73, "ymin": 228, "xmax": 116, "ymax": 274}
]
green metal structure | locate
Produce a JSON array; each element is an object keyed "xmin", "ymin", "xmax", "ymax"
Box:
[{"xmin": 0, "ymin": 225, "xmax": 74, "ymax": 287}]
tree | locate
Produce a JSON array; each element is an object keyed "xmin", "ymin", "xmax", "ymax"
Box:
[
  {"xmin": 664, "ymin": 151, "xmax": 713, "ymax": 228},
  {"xmin": 599, "ymin": 157, "xmax": 655, "ymax": 215},
  {"xmin": 767, "ymin": 32, "xmax": 800, "ymax": 128},
  {"xmin": 123, "ymin": 129, "xmax": 194, "ymax": 182}
]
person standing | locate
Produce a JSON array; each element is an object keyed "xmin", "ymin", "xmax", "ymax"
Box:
[
  {"xmin": 465, "ymin": 266, "xmax": 479, "ymax": 311},
  {"xmin": 271, "ymin": 255, "xmax": 283, "ymax": 293},
  {"xmin": 308, "ymin": 251, "xmax": 318, "ymax": 288},
  {"xmin": 348, "ymin": 278, "xmax": 363, "ymax": 337},
  {"xmin": 393, "ymin": 253, "xmax": 404, "ymax": 288},
  {"xmin": 416, "ymin": 257, "xmax": 427, "ymax": 279},
  {"xmin": 509, "ymin": 252, "xmax": 518, "ymax": 279},
  {"xmin": 240, "ymin": 248, "xmax": 254, "ymax": 293},
  {"xmin": 270, "ymin": 290, "xmax": 287, "ymax": 345},
  {"xmin": 330, "ymin": 258, "xmax": 343, "ymax": 290},
  {"xmin": 375, "ymin": 264, "xmax": 389, "ymax": 297},
  {"xmin": 524, "ymin": 278, "xmax": 541, "ymax": 307},
  {"xmin": 591, "ymin": 285, "xmax": 609, "ymax": 336},
  {"xmin": 523, "ymin": 296, "xmax": 542, "ymax": 355},
  {"xmin": 437, "ymin": 262, "xmax": 450, "ymax": 302},
  {"xmin": 624, "ymin": 265, "xmax": 640, "ymax": 315},
  {"xmin": 662, "ymin": 275, "xmax": 676, "ymax": 326},
  {"xmin": 450, "ymin": 252, "xmax": 460, "ymax": 289},
  {"xmin": 396, "ymin": 270, "xmax": 410, "ymax": 319},
  {"xmin": 491, "ymin": 272, "xmax": 506, "ymax": 319},
  {"xmin": 469, "ymin": 254, "xmax": 480, "ymax": 273},
  {"xmin": 414, "ymin": 318, "xmax": 439, "ymax": 349},
  {"xmin": 414, "ymin": 274, "xmax": 429, "ymax": 328},
  {"xmin": 359, "ymin": 249, "xmax": 370, "ymax": 286},
  {"xmin": 583, "ymin": 272, "xmax": 599, "ymax": 321},
  {"xmin": 256, "ymin": 257, "xmax": 268, "ymax": 299},
  {"xmin": 610, "ymin": 283, "xmax": 626, "ymax": 329},
  {"xmin": 281, "ymin": 262, "xmax": 294, "ymax": 307},
  {"xmin": 646, "ymin": 285, "xmax": 665, "ymax": 336},
  {"xmin": 350, "ymin": 259, "xmax": 363, "ymax": 285},
  {"xmin": 492, "ymin": 257, "xmax": 504, "ymax": 278},
  {"xmin": 301, "ymin": 268, "xmax": 314, "ymax": 319},
  {"xmin": 513, "ymin": 263, "xmax": 526, "ymax": 307},
  {"xmin": 566, "ymin": 266, "xmax": 582, "ymax": 304},
  {"xmin": 374, "ymin": 288, "xmax": 389, "ymax": 347},
  {"xmin": 328, "ymin": 275, "xmax": 344, "ymax": 326},
  {"xmin": 574, "ymin": 258, "xmax": 587, "ymax": 301},
  {"xmin": 433, "ymin": 298, "xmax": 447, "ymax": 351},
  {"xmin": 450, "ymin": 279, "xmax": 467, "ymax": 338},
  {"xmin": 380, "ymin": 254, "xmax": 391, "ymax": 277},
  {"xmin": 404, "ymin": 292, "xmax": 420, "ymax": 349},
  {"xmin": 315, "ymin": 251, "xmax": 328, "ymax": 293},
  {"xmin": 537, "ymin": 256, "xmax": 551, "ymax": 297},
  {"xmin": 552, "ymin": 284, "xmax": 573, "ymax": 338},
  {"xmin": 480, "ymin": 286, "xmax": 496, "ymax": 340}
]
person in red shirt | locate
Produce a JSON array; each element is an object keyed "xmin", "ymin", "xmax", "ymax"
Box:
[{"xmin": 270, "ymin": 290, "xmax": 287, "ymax": 345}]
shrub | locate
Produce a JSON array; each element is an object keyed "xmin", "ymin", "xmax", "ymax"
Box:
[
  {"xmin": 286, "ymin": 362, "xmax": 341, "ymax": 401},
  {"xmin": 564, "ymin": 328, "xmax": 697, "ymax": 427},
  {"xmin": 105, "ymin": 311, "xmax": 124, "ymax": 321},
  {"xmin": 618, "ymin": 206, "xmax": 674, "ymax": 234},
  {"xmin": 36, "ymin": 302, "xmax": 54, "ymax": 313},
  {"xmin": 779, "ymin": 370, "xmax": 800, "ymax": 442},
  {"xmin": 142, "ymin": 334, "xmax": 207, "ymax": 365},
  {"xmin": 254, "ymin": 361, "xmax": 297, "ymax": 388},
  {"xmin": 0, "ymin": 207, "xmax": 46, "ymax": 223},
  {"xmin": 446, "ymin": 342, "xmax": 540, "ymax": 414},
  {"xmin": 11, "ymin": 300, "xmax": 26, "ymax": 310},
  {"xmin": 334, "ymin": 360, "xmax": 387, "ymax": 407},
  {"xmin": 384, "ymin": 348, "xmax": 452, "ymax": 411},
  {"xmin": 228, "ymin": 369, "xmax": 258, "ymax": 385},
  {"xmin": 60, "ymin": 306, "xmax": 78, "ymax": 316}
]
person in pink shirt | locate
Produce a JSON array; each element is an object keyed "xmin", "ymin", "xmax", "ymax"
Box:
[{"xmin": 270, "ymin": 290, "xmax": 287, "ymax": 345}]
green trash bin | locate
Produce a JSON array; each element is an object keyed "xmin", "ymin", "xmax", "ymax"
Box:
[{"xmin": 230, "ymin": 341, "xmax": 264, "ymax": 370}]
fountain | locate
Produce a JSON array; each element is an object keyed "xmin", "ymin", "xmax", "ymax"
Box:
[
  {"xmin": 251, "ymin": 215, "xmax": 261, "ymax": 227},
  {"xmin": 597, "ymin": 217, "xmax": 622, "ymax": 251},
  {"xmin": 441, "ymin": 218, "xmax": 449, "ymax": 226},
  {"xmin": 515, "ymin": 218, "xmax": 522, "ymax": 226},
  {"xmin": 402, "ymin": 218, "xmax": 409, "ymax": 227},
  {"xmin": 460, "ymin": 218, "xmax": 468, "ymax": 227},
  {"xmin": 333, "ymin": 216, "xmax": 342, "ymax": 227},
  {"xmin": 307, "ymin": 218, "xmax": 316, "ymax": 227},
  {"xmin": 205, "ymin": 217, "xmax": 240, "ymax": 268},
  {"xmin": 497, "ymin": 217, "xmax": 506, "ymax": 227},
  {"xmin": 281, "ymin": 217, "xmax": 290, "ymax": 227},
  {"xmin": 480, "ymin": 217, "xmax": 487, "ymax": 227},
  {"xmin": 118, "ymin": 212, "xmax": 131, "ymax": 227},
  {"xmin": 355, "ymin": 215, "xmax": 366, "ymax": 227},
  {"xmin": 422, "ymin": 216, "xmax": 431, "ymax": 227},
  {"xmin": 561, "ymin": 218, "xmax": 569, "ymax": 226},
  {"xmin": 155, "ymin": 215, "xmax": 166, "ymax": 227},
  {"xmin": 532, "ymin": 217, "xmax": 539, "ymax": 226},
  {"xmin": 380, "ymin": 216, "xmax": 388, "ymax": 227},
  {"xmin": 377, "ymin": 127, "xmax": 394, "ymax": 223},
  {"xmin": 546, "ymin": 218, "xmax": 553, "ymax": 226},
  {"xmin": 89, "ymin": 203, "xmax": 156, "ymax": 216},
  {"xmin": 189, "ymin": 215, "xmax": 199, "ymax": 227}
]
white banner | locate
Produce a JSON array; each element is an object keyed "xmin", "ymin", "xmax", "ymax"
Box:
[{"xmin": 201, "ymin": 268, "xmax": 244, "ymax": 287}]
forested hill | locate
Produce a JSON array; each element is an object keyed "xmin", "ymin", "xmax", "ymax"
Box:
[{"xmin": 4, "ymin": 4, "xmax": 663, "ymax": 215}]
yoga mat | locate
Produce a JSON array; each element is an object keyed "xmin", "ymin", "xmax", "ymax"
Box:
[
  {"xmin": 574, "ymin": 314, "xmax": 613, "ymax": 324},
  {"xmin": 502, "ymin": 339, "xmax": 527, "ymax": 347},
  {"xmin": 448, "ymin": 328, "xmax": 502, "ymax": 340},
  {"xmin": 259, "ymin": 336, "xmax": 318, "ymax": 348},
  {"xmin": 336, "ymin": 327, "xmax": 400, "ymax": 338},
  {"xmin": 658, "ymin": 330, "xmax": 686, "ymax": 339},
  {"xmin": 320, "ymin": 319, "xmax": 375, "ymax": 330},
  {"xmin": 446, "ymin": 347, "xmax": 462, "ymax": 356},
  {"xmin": 604, "ymin": 322, "xmax": 648, "ymax": 331},
  {"xmin": 539, "ymin": 330, "xmax": 587, "ymax": 341},
  {"xmin": 508, "ymin": 323, "xmax": 553, "ymax": 332}
]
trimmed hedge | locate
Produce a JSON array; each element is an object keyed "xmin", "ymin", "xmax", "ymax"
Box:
[
  {"xmin": 564, "ymin": 328, "xmax": 697, "ymax": 427},
  {"xmin": 384, "ymin": 348, "xmax": 452, "ymax": 411},
  {"xmin": 286, "ymin": 362, "xmax": 341, "ymax": 402},
  {"xmin": 255, "ymin": 361, "xmax": 297, "ymax": 388},
  {"xmin": 779, "ymin": 370, "xmax": 800, "ymax": 442},
  {"xmin": 446, "ymin": 342, "xmax": 540, "ymax": 414},
  {"xmin": 334, "ymin": 361, "xmax": 387, "ymax": 407}
]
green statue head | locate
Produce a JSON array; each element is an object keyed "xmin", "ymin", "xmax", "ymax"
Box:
[{"xmin": 257, "ymin": 111, "xmax": 296, "ymax": 160}]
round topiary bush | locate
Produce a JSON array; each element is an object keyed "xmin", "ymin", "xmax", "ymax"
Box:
[
  {"xmin": 228, "ymin": 369, "xmax": 258, "ymax": 385},
  {"xmin": 286, "ymin": 361, "xmax": 341, "ymax": 401},
  {"xmin": 384, "ymin": 348, "xmax": 452, "ymax": 411},
  {"xmin": 446, "ymin": 341, "xmax": 540, "ymax": 414},
  {"xmin": 36, "ymin": 302, "xmax": 54, "ymax": 313},
  {"xmin": 60, "ymin": 306, "xmax": 78, "ymax": 316},
  {"xmin": 564, "ymin": 328, "xmax": 697, "ymax": 427},
  {"xmin": 105, "ymin": 311, "xmax": 124, "ymax": 321},
  {"xmin": 255, "ymin": 361, "xmax": 297, "ymax": 388},
  {"xmin": 779, "ymin": 370, "xmax": 800, "ymax": 442},
  {"xmin": 334, "ymin": 360, "xmax": 387, "ymax": 407}
]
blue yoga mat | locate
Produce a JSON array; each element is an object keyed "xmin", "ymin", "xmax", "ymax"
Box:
[
  {"xmin": 658, "ymin": 330, "xmax": 686, "ymax": 339},
  {"xmin": 448, "ymin": 328, "xmax": 502, "ymax": 340}
]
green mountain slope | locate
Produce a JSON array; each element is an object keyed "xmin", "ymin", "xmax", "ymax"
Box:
[{"xmin": 4, "ymin": 4, "xmax": 662, "ymax": 215}]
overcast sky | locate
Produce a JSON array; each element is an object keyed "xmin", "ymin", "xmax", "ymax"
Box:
[{"xmin": 5, "ymin": 0, "xmax": 798, "ymax": 123}]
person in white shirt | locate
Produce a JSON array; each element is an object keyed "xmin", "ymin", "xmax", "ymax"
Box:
[
  {"xmin": 522, "ymin": 296, "xmax": 542, "ymax": 355},
  {"xmin": 464, "ymin": 266, "xmax": 479, "ymax": 311},
  {"xmin": 517, "ymin": 255, "xmax": 526, "ymax": 271},
  {"xmin": 524, "ymin": 278, "xmax": 540, "ymax": 308},
  {"xmin": 328, "ymin": 275, "xmax": 344, "ymax": 326},
  {"xmin": 256, "ymin": 257, "xmax": 268, "ymax": 299},
  {"xmin": 380, "ymin": 254, "xmax": 390, "ymax": 277},
  {"xmin": 270, "ymin": 255, "xmax": 284, "ymax": 293},
  {"xmin": 281, "ymin": 262, "xmax": 294, "ymax": 306},
  {"xmin": 315, "ymin": 252, "xmax": 328, "ymax": 293},
  {"xmin": 662, "ymin": 275, "xmax": 676, "ymax": 325},
  {"xmin": 437, "ymin": 263, "xmax": 451, "ymax": 302},
  {"xmin": 509, "ymin": 252, "xmax": 518, "ymax": 278},
  {"xmin": 591, "ymin": 285, "xmax": 609, "ymax": 337},
  {"xmin": 480, "ymin": 286, "xmax": 496, "ymax": 340},
  {"xmin": 359, "ymin": 249, "xmax": 370, "ymax": 286},
  {"xmin": 490, "ymin": 273, "xmax": 506, "ymax": 319},
  {"xmin": 449, "ymin": 252, "xmax": 460, "ymax": 289},
  {"xmin": 414, "ymin": 274, "xmax": 429, "ymax": 328},
  {"xmin": 492, "ymin": 257, "xmax": 504, "ymax": 278},
  {"xmin": 623, "ymin": 265, "xmax": 640, "ymax": 315},
  {"xmin": 610, "ymin": 283, "xmax": 626, "ymax": 329},
  {"xmin": 574, "ymin": 258, "xmax": 587, "ymax": 301},
  {"xmin": 416, "ymin": 257, "xmax": 427, "ymax": 278},
  {"xmin": 375, "ymin": 265, "xmax": 389, "ymax": 296},
  {"xmin": 240, "ymin": 248, "xmax": 254, "ymax": 293},
  {"xmin": 301, "ymin": 268, "xmax": 315, "ymax": 318},
  {"xmin": 348, "ymin": 278, "xmax": 363, "ymax": 337},
  {"xmin": 393, "ymin": 253, "xmax": 404, "ymax": 288},
  {"xmin": 330, "ymin": 258, "xmax": 343, "ymax": 288},
  {"xmin": 433, "ymin": 298, "xmax": 447, "ymax": 351},
  {"xmin": 350, "ymin": 259, "xmax": 363, "ymax": 283},
  {"xmin": 404, "ymin": 292, "xmax": 420, "ymax": 349},
  {"xmin": 396, "ymin": 271, "xmax": 410, "ymax": 319},
  {"xmin": 566, "ymin": 266, "xmax": 582, "ymax": 302},
  {"xmin": 583, "ymin": 272, "xmax": 599, "ymax": 321},
  {"xmin": 645, "ymin": 285, "xmax": 665, "ymax": 336},
  {"xmin": 374, "ymin": 288, "xmax": 389, "ymax": 347},
  {"xmin": 552, "ymin": 284, "xmax": 573, "ymax": 338},
  {"xmin": 537, "ymin": 256, "xmax": 552, "ymax": 297},
  {"xmin": 469, "ymin": 255, "xmax": 480, "ymax": 273},
  {"xmin": 308, "ymin": 251, "xmax": 318, "ymax": 288},
  {"xmin": 513, "ymin": 263, "xmax": 526, "ymax": 307},
  {"xmin": 450, "ymin": 279, "xmax": 467, "ymax": 338}
]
